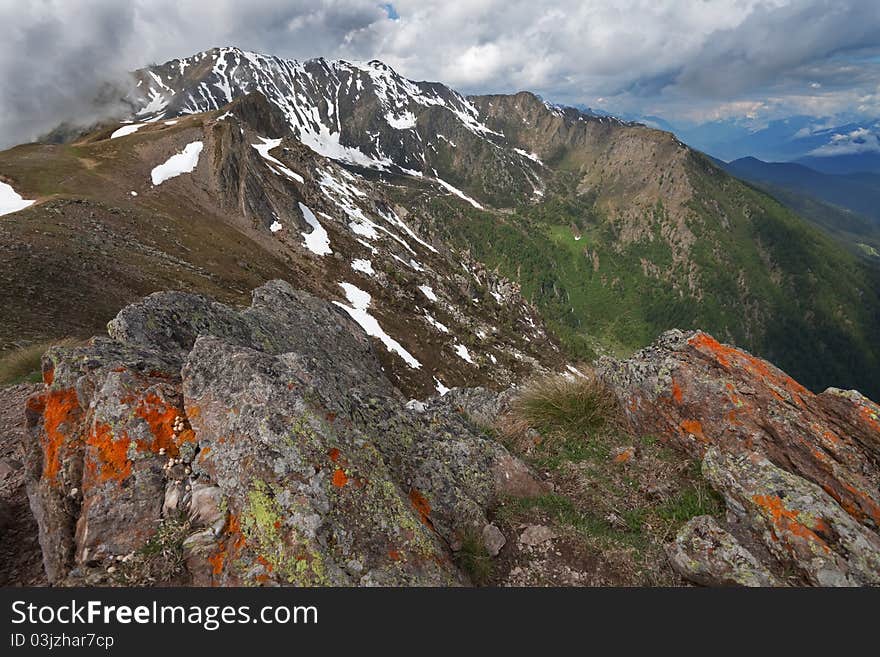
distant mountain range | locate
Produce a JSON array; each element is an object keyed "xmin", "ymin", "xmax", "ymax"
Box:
[
  {"xmin": 715, "ymin": 156, "xmax": 880, "ymax": 262},
  {"xmin": 586, "ymin": 111, "xmax": 880, "ymax": 175}
]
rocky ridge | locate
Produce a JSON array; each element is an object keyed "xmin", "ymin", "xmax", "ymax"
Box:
[
  {"xmin": 599, "ymin": 329, "xmax": 880, "ymax": 586},
  {"xmin": 21, "ymin": 280, "xmax": 880, "ymax": 587},
  {"xmin": 24, "ymin": 280, "xmax": 546, "ymax": 586}
]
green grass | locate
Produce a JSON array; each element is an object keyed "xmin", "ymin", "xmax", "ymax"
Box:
[
  {"xmin": 498, "ymin": 493, "xmax": 646, "ymax": 547},
  {"xmin": 422, "ymin": 155, "xmax": 880, "ymax": 400},
  {"xmin": 657, "ymin": 480, "xmax": 724, "ymax": 523}
]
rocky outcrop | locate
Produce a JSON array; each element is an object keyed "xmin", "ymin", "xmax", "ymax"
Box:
[
  {"xmin": 24, "ymin": 280, "xmax": 543, "ymax": 586},
  {"xmin": 666, "ymin": 515, "xmax": 777, "ymax": 587},
  {"xmin": 600, "ymin": 329, "xmax": 880, "ymax": 586}
]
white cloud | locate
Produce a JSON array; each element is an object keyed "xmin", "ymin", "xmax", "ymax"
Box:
[
  {"xmin": 809, "ymin": 126, "xmax": 880, "ymax": 156},
  {"xmin": 2, "ymin": 1, "xmax": 880, "ymax": 147}
]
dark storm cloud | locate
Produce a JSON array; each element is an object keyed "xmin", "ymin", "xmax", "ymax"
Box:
[{"xmin": 2, "ymin": 1, "xmax": 879, "ymax": 148}]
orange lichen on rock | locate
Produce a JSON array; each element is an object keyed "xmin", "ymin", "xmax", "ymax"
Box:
[
  {"xmin": 207, "ymin": 548, "xmax": 226, "ymax": 575},
  {"xmin": 388, "ymin": 549, "xmax": 401, "ymax": 561},
  {"xmin": 42, "ymin": 364, "xmax": 54, "ymax": 386},
  {"xmin": 133, "ymin": 393, "xmax": 189, "ymax": 456},
  {"xmin": 688, "ymin": 332, "xmax": 810, "ymax": 401},
  {"xmin": 409, "ymin": 488, "xmax": 433, "ymax": 528},
  {"xmin": 41, "ymin": 388, "xmax": 81, "ymax": 485},
  {"xmin": 332, "ymin": 467, "xmax": 349, "ymax": 488},
  {"xmin": 671, "ymin": 380, "xmax": 683, "ymax": 404},
  {"xmin": 328, "ymin": 448, "xmax": 341, "ymax": 463},
  {"xmin": 751, "ymin": 494, "xmax": 830, "ymax": 553},
  {"xmin": 840, "ymin": 481, "xmax": 880, "ymax": 526},
  {"xmin": 85, "ymin": 422, "xmax": 133, "ymax": 484},
  {"xmin": 680, "ymin": 419, "xmax": 708, "ymax": 443},
  {"xmin": 858, "ymin": 404, "xmax": 880, "ymax": 434}
]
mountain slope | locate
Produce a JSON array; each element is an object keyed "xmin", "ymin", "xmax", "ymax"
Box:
[
  {"xmin": 0, "ymin": 91, "xmax": 561, "ymax": 398},
  {"xmin": 2, "ymin": 46, "xmax": 879, "ymax": 399}
]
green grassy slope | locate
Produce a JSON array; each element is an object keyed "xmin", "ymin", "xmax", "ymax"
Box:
[{"xmin": 412, "ymin": 155, "xmax": 880, "ymax": 400}]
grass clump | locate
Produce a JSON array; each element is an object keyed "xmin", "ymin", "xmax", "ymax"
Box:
[
  {"xmin": 508, "ymin": 369, "xmax": 618, "ymax": 437},
  {"xmin": 454, "ymin": 527, "xmax": 494, "ymax": 586},
  {"xmin": 114, "ymin": 514, "xmax": 193, "ymax": 585},
  {"xmin": 0, "ymin": 339, "xmax": 77, "ymax": 386}
]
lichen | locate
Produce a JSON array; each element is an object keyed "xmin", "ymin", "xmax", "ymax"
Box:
[{"xmin": 238, "ymin": 480, "xmax": 328, "ymax": 585}]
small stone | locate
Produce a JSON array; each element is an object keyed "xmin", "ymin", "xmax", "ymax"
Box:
[
  {"xmin": 611, "ymin": 445, "xmax": 636, "ymax": 463},
  {"xmin": 519, "ymin": 525, "xmax": 556, "ymax": 547},
  {"xmin": 0, "ymin": 459, "xmax": 16, "ymax": 480},
  {"xmin": 482, "ymin": 523, "xmax": 506, "ymax": 557}
]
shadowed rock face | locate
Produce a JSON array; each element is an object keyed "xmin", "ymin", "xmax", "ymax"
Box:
[
  {"xmin": 24, "ymin": 280, "xmax": 544, "ymax": 586},
  {"xmin": 600, "ymin": 329, "xmax": 880, "ymax": 586}
]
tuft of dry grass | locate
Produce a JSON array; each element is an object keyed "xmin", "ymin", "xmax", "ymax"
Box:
[
  {"xmin": 0, "ymin": 338, "xmax": 80, "ymax": 386},
  {"xmin": 506, "ymin": 369, "xmax": 619, "ymax": 439}
]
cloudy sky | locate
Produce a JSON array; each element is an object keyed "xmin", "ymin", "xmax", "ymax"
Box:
[{"xmin": 2, "ymin": 0, "xmax": 880, "ymax": 148}]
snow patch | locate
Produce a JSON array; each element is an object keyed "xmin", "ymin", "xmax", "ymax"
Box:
[
  {"xmin": 111, "ymin": 123, "xmax": 145, "ymax": 139},
  {"xmin": 434, "ymin": 377, "xmax": 450, "ymax": 396},
  {"xmin": 514, "ymin": 147, "xmax": 543, "ymax": 164},
  {"xmin": 351, "ymin": 259, "xmax": 374, "ymax": 275},
  {"xmin": 418, "ymin": 285, "xmax": 438, "ymax": 302},
  {"xmin": 334, "ymin": 282, "xmax": 421, "ymax": 369},
  {"xmin": 0, "ymin": 181, "xmax": 34, "ymax": 216},
  {"xmin": 386, "ymin": 110, "xmax": 417, "ymax": 130},
  {"xmin": 453, "ymin": 344, "xmax": 474, "ymax": 364},
  {"xmin": 434, "ymin": 177, "xmax": 483, "ymax": 210},
  {"xmin": 151, "ymin": 141, "xmax": 203, "ymax": 185},
  {"xmin": 270, "ymin": 220, "xmax": 283, "ymax": 233},
  {"xmin": 252, "ymin": 137, "xmax": 305, "ymax": 183},
  {"xmin": 298, "ymin": 202, "xmax": 332, "ymax": 256},
  {"xmin": 423, "ymin": 312, "xmax": 449, "ymax": 333}
]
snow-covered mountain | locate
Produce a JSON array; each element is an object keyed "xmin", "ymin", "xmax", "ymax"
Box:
[{"xmin": 130, "ymin": 47, "xmax": 525, "ymax": 192}]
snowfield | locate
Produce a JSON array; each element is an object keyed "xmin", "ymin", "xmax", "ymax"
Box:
[
  {"xmin": 333, "ymin": 282, "xmax": 421, "ymax": 368},
  {"xmin": 151, "ymin": 141, "xmax": 203, "ymax": 185},
  {"xmin": 386, "ymin": 110, "xmax": 417, "ymax": 130},
  {"xmin": 0, "ymin": 181, "xmax": 35, "ymax": 216}
]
